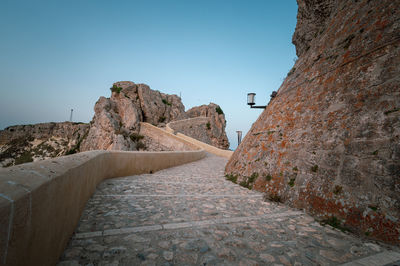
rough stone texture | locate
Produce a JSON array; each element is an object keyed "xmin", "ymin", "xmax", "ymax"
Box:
[
  {"xmin": 292, "ymin": 0, "xmax": 335, "ymax": 57},
  {"xmin": 139, "ymin": 123, "xmax": 196, "ymax": 152},
  {"xmin": 179, "ymin": 103, "xmax": 230, "ymax": 149},
  {"xmin": 226, "ymin": 0, "xmax": 400, "ymax": 245},
  {"xmin": 59, "ymin": 154, "xmax": 400, "ymax": 265},
  {"xmin": 168, "ymin": 117, "xmax": 212, "ymax": 145},
  {"xmin": 0, "ymin": 122, "xmax": 89, "ymax": 167},
  {"xmin": 81, "ymin": 81, "xmax": 187, "ymax": 152}
]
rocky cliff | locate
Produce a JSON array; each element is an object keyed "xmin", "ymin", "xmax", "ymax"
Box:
[
  {"xmin": 225, "ymin": 0, "xmax": 400, "ymax": 245},
  {"xmin": 0, "ymin": 122, "xmax": 89, "ymax": 167},
  {"xmin": 168, "ymin": 103, "xmax": 230, "ymax": 149},
  {"xmin": 80, "ymin": 81, "xmax": 187, "ymax": 151},
  {"xmin": 81, "ymin": 82, "xmax": 230, "ymax": 151}
]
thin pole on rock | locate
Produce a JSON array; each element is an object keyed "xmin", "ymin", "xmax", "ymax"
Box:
[{"xmin": 70, "ymin": 109, "xmax": 73, "ymax": 122}]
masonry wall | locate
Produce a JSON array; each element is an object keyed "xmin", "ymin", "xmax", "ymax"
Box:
[
  {"xmin": 225, "ymin": 0, "xmax": 400, "ymax": 245},
  {"xmin": 139, "ymin": 122, "xmax": 199, "ymax": 151},
  {"xmin": 0, "ymin": 149, "xmax": 205, "ymax": 266}
]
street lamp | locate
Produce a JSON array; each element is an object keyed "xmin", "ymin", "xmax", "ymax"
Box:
[
  {"xmin": 247, "ymin": 93, "xmax": 266, "ymax": 109},
  {"xmin": 236, "ymin": 130, "xmax": 242, "ymax": 146}
]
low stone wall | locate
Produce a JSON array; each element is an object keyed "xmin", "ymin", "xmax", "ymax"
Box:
[
  {"xmin": 167, "ymin": 116, "xmax": 230, "ymax": 150},
  {"xmin": 176, "ymin": 133, "xmax": 233, "ymax": 159},
  {"xmin": 139, "ymin": 122, "xmax": 199, "ymax": 151},
  {"xmin": 165, "ymin": 119, "xmax": 233, "ymax": 159},
  {"xmin": 0, "ymin": 149, "xmax": 205, "ymax": 266},
  {"xmin": 167, "ymin": 117, "xmax": 211, "ymax": 144}
]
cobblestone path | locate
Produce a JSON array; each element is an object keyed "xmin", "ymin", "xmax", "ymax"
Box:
[{"xmin": 59, "ymin": 153, "xmax": 400, "ymax": 266}]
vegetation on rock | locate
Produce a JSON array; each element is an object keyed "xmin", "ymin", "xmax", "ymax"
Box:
[{"xmin": 110, "ymin": 84, "xmax": 123, "ymax": 93}]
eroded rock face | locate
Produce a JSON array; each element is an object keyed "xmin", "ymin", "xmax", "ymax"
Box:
[
  {"xmin": 292, "ymin": 0, "xmax": 334, "ymax": 57},
  {"xmin": 82, "ymin": 84, "xmax": 230, "ymax": 152},
  {"xmin": 183, "ymin": 103, "xmax": 230, "ymax": 149},
  {"xmin": 226, "ymin": 0, "xmax": 400, "ymax": 245},
  {"xmin": 0, "ymin": 122, "xmax": 89, "ymax": 167},
  {"xmin": 81, "ymin": 81, "xmax": 187, "ymax": 151},
  {"xmin": 80, "ymin": 96, "xmax": 136, "ymax": 151}
]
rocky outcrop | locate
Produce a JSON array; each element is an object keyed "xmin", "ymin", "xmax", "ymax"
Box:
[
  {"xmin": 180, "ymin": 103, "xmax": 230, "ymax": 149},
  {"xmin": 81, "ymin": 82, "xmax": 230, "ymax": 152},
  {"xmin": 1, "ymin": 81, "xmax": 231, "ymax": 165},
  {"xmin": 80, "ymin": 81, "xmax": 187, "ymax": 151},
  {"xmin": 0, "ymin": 122, "xmax": 89, "ymax": 167},
  {"xmin": 225, "ymin": 0, "xmax": 400, "ymax": 245}
]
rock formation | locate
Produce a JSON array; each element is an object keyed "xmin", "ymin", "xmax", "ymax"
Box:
[
  {"xmin": 1, "ymin": 81, "xmax": 230, "ymax": 166},
  {"xmin": 225, "ymin": 0, "xmax": 400, "ymax": 245},
  {"xmin": 80, "ymin": 81, "xmax": 187, "ymax": 151},
  {"xmin": 168, "ymin": 103, "xmax": 230, "ymax": 149},
  {"xmin": 0, "ymin": 122, "xmax": 89, "ymax": 167}
]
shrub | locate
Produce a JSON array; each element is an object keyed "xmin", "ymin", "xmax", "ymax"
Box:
[
  {"xmin": 264, "ymin": 174, "xmax": 272, "ymax": 181},
  {"xmin": 266, "ymin": 193, "xmax": 282, "ymax": 203},
  {"xmin": 248, "ymin": 172, "xmax": 258, "ymax": 183},
  {"xmin": 66, "ymin": 149, "xmax": 77, "ymax": 155},
  {"xmin": 66, "ymin": 131, "xmax": 88, "ymax": 155},
  {"xmin": 15, "ymin": 151, "xmax": 33, "ymax": 165},
  {"xmin": 159, "ymin": 116, "xmax": 166, "ymax": 123},
  {"xmin": 239, "ymin": 180, "xmax": 251, "ymax": 189},
  {"xmin": 225, "ymin": 174, "xmax": 238, "ymax": 184},
  {"xmin": 384, "ymin": 108, "xmax": 399, "ymax": 115},
  {"xmin": 238, "ymin": 173, "xmax": 258, "ymax": 190},
  {"xmin": 136, "ymin": 141, "xmax": 146, "ymax": 150},
  {"xmin": 368, "ymin": 205, "xmax": 378, "ymax": 211},
  {"xmin": 130, "ymin": 133, "xmax": 144, "ymax": 142},
  {"xmin": 206, "ymin": 122, "xmax": 211, "ymax": 130},
  {"xmin": 311, "ymin": 165, "xmax": 318, "ymax": 172},
  {"xmin": 333, "ymin": 185, "xmax": 342, "ymax": 195},
  {"xmin": 110, "ymin": 84, "xmax": 123, "ymax": 93},
  {"xmin": 321, "ymin": 216, "xmax": 351, "ymax": 233},
  {"xmin": 288, "ymin": 178, "xmax": 296, "ymax": 187},
  {"xmin": 215, "ymin": 106, "xmax": 224, "ymax": 115},
  {"xmin": 162, "ymin": 99, "xmax": 171, "ymax": 106},
  {"xmin": 287, "ymin": 67, "xmax": 296, "ymax": 76}
]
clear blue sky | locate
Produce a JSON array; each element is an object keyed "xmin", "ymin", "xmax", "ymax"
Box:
[{"xmin": 0, "ymin": 0, "xmax": 298, "ymax": 149}]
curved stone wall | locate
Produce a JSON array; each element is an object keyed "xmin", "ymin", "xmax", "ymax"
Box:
[
  {"xmin": 176, "ymin": 133, "xmax": 233, "ymax": 159},
  {"xmin": 0, "ymin": 149, "xmax": 205, "ymax": 266}
]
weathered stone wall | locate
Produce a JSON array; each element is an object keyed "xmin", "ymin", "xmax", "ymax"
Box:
[
  {"xmin": 167, "ymin": 117, "xmax": 212, "ymax": 144},
  {"xmin": 0, "ymin": 149, "xmax": 205, "ymax": 266},
  {"xmin": 185, "ymin": 103, "xmax": 230, "ymax": 149},
  {"xmin": 139, "ymin": 122, "xmax": 199, "ymax": 151},
  {"xmin": 226, "ymin": 0, "xmax": 400, "ymax": 245}
]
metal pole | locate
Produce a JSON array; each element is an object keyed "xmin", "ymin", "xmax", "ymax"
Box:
[
  {"xmin": 236, "ymin": 131, "xmax": 242, "ymax": 146},
  {"xmin": 70, "ymin": 109, "xmax": 73, "ymax": 122}
]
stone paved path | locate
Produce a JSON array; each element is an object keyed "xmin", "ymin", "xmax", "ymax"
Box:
[{"xmin": 59, "ymin": 153, "xmax": 400, "ymax": 266}]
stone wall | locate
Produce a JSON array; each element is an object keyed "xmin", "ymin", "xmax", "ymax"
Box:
[
  {"xmin": 139, "ymin": 122, "xmax": 200, "ymax": 151},
  {"xmin": 0, "ymin": 149, "xmax": 205, "ymax": 266},
  {"xmin": 179, "ymin": 103, "xmax": 230, "ymax": 149},
  {"xmin": 167, "ymin": 117, "xmax": 211, "ymax": 144},
  {"xmin": 225, "ymin": 0, "xmax": 400, "ymax": 245},
  {"xmin": 175, "ymin": 132, "xmax": 233, "ymax": 159}
]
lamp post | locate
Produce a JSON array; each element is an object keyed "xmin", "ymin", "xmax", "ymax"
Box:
[
  {"xmin": 247, "ymin": 93, "xmax": 266, "ymax": 109},
  {"xmin": 236, "ymin": 130, "xmax": 242, "ymax": 146},
  {"xmin": 69, "ymin": 109, "xmax": 73, "ymax": 122}
]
